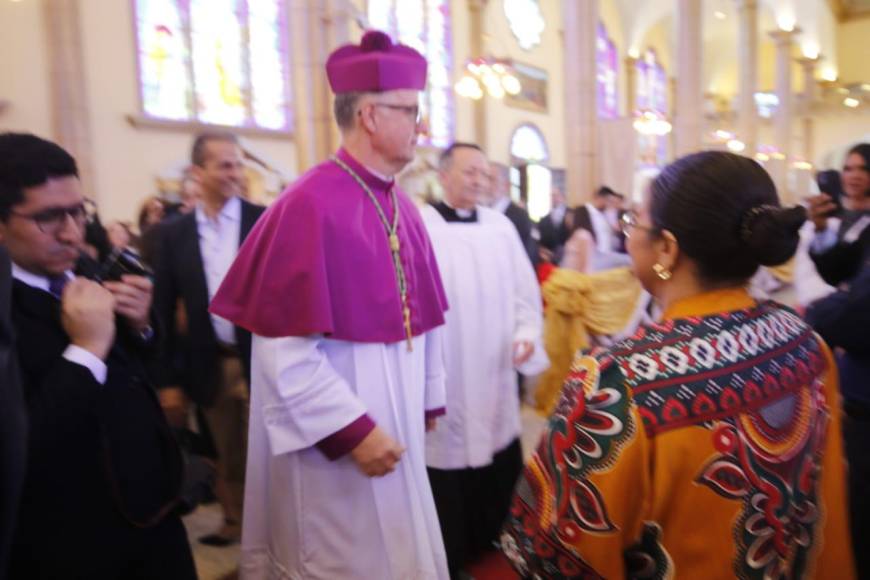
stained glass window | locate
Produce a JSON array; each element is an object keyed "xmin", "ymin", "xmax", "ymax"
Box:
[
  {"xmin": 368, "ymin": 0, "xmax": 454, "ymax": 149},
  {"xmin": 635, "ymin": 49, "xmax": 667, "ymax": 115},
  {"xmin": 135, "ymin": 0, "xmax": 291, "ymax": 131},
  {"xmin": 596, "ymin": 23, "xmax": 618, "ymax": 119}
]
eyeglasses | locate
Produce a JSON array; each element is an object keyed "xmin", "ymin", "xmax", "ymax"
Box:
[
  {"xmin": 372, "ymin": 103, "xmax": 423, "ymax": 124},
  {"xmin": 9, "ymin": 202, "xmax": 89, "ymax": 235},
  {"xmin": 620, "ymin": 211, "xmax": 657, "ymax": 238}
]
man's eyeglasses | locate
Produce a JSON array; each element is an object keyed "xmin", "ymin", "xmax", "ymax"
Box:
[
  {"xmin": 620, "ymin": 211, "xmax": 657, "ymax": 238},
  {"xmin": 372, "ymin": 103, "xmax": 423, "ymax": 124},
  {"xmin": 9, "ymin": 202, "xmax": 89, "ymax": 235}
]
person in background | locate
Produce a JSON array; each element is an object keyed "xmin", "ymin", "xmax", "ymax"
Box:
[
  {"xmin": 487, "ymin": 163, "xmax": 538, "ymax": 266},
  {"xmin": 806, "ymin": 259, "xmax": 870, "ymax": 579},
  {"xmin": 423, "ymin": 143, "xmax": 547, "ymax": 578},
  {"xmin": 536, "ymin": 187, "xmax": 571, "ymax": 263},
  {"xmin": 137, "ymin": 195, "xmax": 166, "ymax": 236},
  {"xmin": 105, "ymin": 220, "xmax": 136, "ymax": 251},
  {"xmin": 501, "ymin": 151, "xmax": 854, "ymax": 579},
  {"xmin": 152, "ymin": 131, "xmax": 265, "ymax": 548},
  {"xmin": 808, "ymin": 143, "xmax": 870, "ymax": 286}
]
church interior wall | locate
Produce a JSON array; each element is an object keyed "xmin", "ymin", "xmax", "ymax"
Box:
[
  {"xmin": 0, "ymin": 0, "xmax": 52, "ymax": 140},
  {"xmin": 836, "ymin": 17, "xmax": 870, "ymax": 85},
  {"xmin": 481, "ymin": 0, "xmax": 565, "ymax": 169}
]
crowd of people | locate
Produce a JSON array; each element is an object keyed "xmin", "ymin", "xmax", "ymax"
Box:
[{"xmin": 1, "ymin": 29, "xmax": 868, "ymax": 580}]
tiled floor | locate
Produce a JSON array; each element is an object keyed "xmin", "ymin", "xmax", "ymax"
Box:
[{"xmin": 183, "ymin": 405, "xmax": 549, "ymax": 580}]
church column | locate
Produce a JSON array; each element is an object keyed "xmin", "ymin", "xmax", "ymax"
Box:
[
  {"xmin": 769, "ymin": 27, "xmax": 800, "ymax": 202},
  {"xmin": 289, "ymin": 0, "xmax": 354, "ymax": 171},
  {"xmin": 469, "ymin": 0, "xmax": 488, "ymax": 148},
  {"xmin": 321, "ymin": 0, "xmax": 356, "ymax": 156},
  {"xmin": 42, "ymin": 0, "xmax": 97, "ymax": 202},
  {"xmin": 624, "ymin": 54, "xmax": 638, "ymax": 116},
  {"xmin": 674, "ymin": 0, "xmax": 703, "ymax": 156},
  {"xmin": 563, "ymin": 0, "xmax": 599, "ymax": 205},
  {"xmin": 735, "ymin": 0, "xmax": 759, "ymax": 156},
  {"xmin": 794, "ymin": 55, "xmax": 819, "ymax": 200}
]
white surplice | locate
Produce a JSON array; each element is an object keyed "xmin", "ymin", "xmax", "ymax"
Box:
[
  {"xmin": 421, "ymin": 206, "xmax": 548, "ymax": 470},
  {"xmin": 240, "ymin": 329, "xmax": 449, "ymax": 580}
]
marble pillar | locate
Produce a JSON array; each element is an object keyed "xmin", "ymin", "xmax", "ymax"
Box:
[
  {"xmin": 769, "ymin": 27, "xmax": 800, "ymax": 203},
  {"xmin": 563, "ymin": 0, "xmax": 599, "ymax": 204},
  {"xmin": 42, "ymin": 0, "xmax": 97, "ymax": 202},
  {"xmin": 469, "ymin": 0, "xmax": 488, "ymax": 148},
  {"xmin": 735, "ymin": 0, "xmax": 759, "ymax": 156},
  {"xmin": 674, "ymin": 0, "xmax": 703, "ymax": 156}
]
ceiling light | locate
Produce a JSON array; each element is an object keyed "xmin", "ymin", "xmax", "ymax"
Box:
[
  {"xmin": 844, "ymin": 97, "xmax": 860, "ymax": 108},
  {"xmin": 714, "ymin": 11, "xmax": 726, "ymax": 20},
  {"xmin": 727, "ymin": 139, "xmax": 746, "ymax": 153}
]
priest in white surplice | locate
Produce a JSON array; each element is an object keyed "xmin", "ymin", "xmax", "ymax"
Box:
[
  {"xmin": 210, "ymin": 32, "xmax": 450, "ymax": 580},
  {"xmin": 421, "ymin": 143, "xmax": 549, "ymax": 577}
]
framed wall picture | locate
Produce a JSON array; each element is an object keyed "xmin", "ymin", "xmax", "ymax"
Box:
[{"xmin": 505, "ymin": 61, "xmax": 548, "ymax": 113}]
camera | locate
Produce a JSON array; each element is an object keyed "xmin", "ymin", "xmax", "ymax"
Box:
[{"xmin": 98, "ymin": 247, "xmax": 153, "ymax": 282}]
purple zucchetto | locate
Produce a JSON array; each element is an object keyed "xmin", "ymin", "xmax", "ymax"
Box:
[{"xmin": 326, "ymin": 30, "xmax": 428, "ymax": 94}]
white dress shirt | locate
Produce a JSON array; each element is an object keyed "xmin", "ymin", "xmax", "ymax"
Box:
[
  {"xmin": 585, "ymin": 203, "xmax": 614, "ymax": 253},
  {"xmin": 11, "ymin": 263, "xmax": 107, "ymax": 384},
  {"xmin": 196, "ymin": 196, "xmax": 241, "ymax": 346},
  {"xmin": 550, "ymin": 204, "xmax": 566, "ymax": 226}
]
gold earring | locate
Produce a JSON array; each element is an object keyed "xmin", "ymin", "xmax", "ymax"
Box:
[{"xmin": 653, "ymin": 263, "xmax": 672, "ymax": 281}]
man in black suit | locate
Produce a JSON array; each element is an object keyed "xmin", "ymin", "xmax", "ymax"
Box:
[
  {"xmin": 536, "ymin": 187, "xmax": 570, "ymax": 263},
  {"xmin": 0, "ymin": 246, "xmax": 25, "ymax": 580},
  {"xmin": 488, "ymin": 163, "xmax": 538, "ymax": 265},
  {"xmin": 0, "ymin": 133, "xmax": 195, "ymax": 579},
  {"xmin": 153, "ymin": 131, "xmax": 265, "ymax": 546},
  {"xmin": 806, "ymin": 259, "xmax": 870, "ymax": 579}
]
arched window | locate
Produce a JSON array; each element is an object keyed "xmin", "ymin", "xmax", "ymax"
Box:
[
  {"xmin": 596, "ymin": 23, "xmax": 618, "ymax": 119},
  {"xmin": 135, "ymin": 0, "xmax": 291, "ymax": 131},
  {"xmin": 635, "ymin": 49, "xmax": 667, "ymax": 115},
  {"xmin": 368, "ymin": 0, "xmax": 454, "ymax": 148},
  {"xmin": 510, "ymin": 124, "xmax": 551, "ymax": 221}
]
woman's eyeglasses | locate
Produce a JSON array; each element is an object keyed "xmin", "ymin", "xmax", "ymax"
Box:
[{"xmin": 620, "ymin": 211, "xmax": 658, "ymax": 238}]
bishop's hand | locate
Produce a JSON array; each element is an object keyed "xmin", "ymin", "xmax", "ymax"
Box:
[{"xmin": 350, "ymin": 426, "xmax": 405, "ymax": 477}]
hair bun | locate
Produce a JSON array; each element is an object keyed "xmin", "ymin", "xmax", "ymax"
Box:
[{"xmin": 740, "ymin": 205, "xmax": 807, "ymax": 266}]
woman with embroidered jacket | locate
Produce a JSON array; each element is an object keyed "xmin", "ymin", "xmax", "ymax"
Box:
[{"xmin": 500, "ymin": 151, "xmax": 855, "ymax": 579}]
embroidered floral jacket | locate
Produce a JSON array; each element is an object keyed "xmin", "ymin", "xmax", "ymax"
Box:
[{"xmin": 501, "ymin": 289, "xmax": 854, "ymax": 579}]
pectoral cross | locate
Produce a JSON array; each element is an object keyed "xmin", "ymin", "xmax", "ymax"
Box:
[{"xmin": 403, "ymin": 305, "xmax": 413, "ymax": 352}]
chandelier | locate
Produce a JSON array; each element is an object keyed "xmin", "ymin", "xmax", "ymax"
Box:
[
  {"xmin": 454, "ymin": 58, "xmax": 522, "ymax": 100},
  {"xmin": 632, "ymin": 110, "xmax": 672, "ymax": 136}
]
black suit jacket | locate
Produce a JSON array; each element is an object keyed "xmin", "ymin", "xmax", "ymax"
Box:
[
  {"xmin": 809, "ymin": 214, "xmax": 870, "ymax": 287},
  {"xmin": 502, "ymin": 201, "xmax": 539, "ymax": 265},
  {"xmin": 9, "ymin": 274, "xmax": 183, "ymax": 576},
  {"xmin": 537, "ymin": 209, "xmax": 570, "ymax": 252},
  {"xmin": 0, "ymin": 249, "xmax": 25, "ymax": 580},
  {"xmin": 153, "ymin": 198, "xmax": 265, "ymax": 407}
]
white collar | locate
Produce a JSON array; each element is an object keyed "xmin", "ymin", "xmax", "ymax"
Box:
[
  {"xmin": 196, "ymin": 195, "xmax": 241, "ymax": 225},
  {"xmin": 444, "ymin": 199, "xmax": 476, "ymax": 219},
  {"xmin": 11, "ymin": 262, "xmax": 73, "ymax": 293}
]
